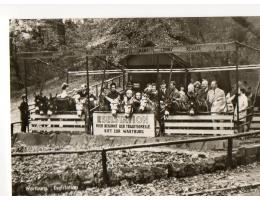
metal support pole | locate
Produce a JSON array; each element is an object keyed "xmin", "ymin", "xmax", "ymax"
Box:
[
  {"xmin": 66, "ymin": 69, "xmax": 69, "ymax": 85},
  {"xmin": 95, "ymin": 85, "xmax": 98, "ymax": 98},
  {"xmin": 99, "ymin": 57, "xmax": 106, "ymax": 97},
  {"xmin": 235, "ymin": 43, "xmax": 240, "ymax": 131},
  {"xmin": 23, "ymin": 59, "xmax": 28, "ymax": 103},
  {"xmin": 23, "ymin": 59, "xmax": 29, "ymax": 133},
  {"xmin": 123, "ymin": 70, "xmax": 126, "ymax": 91},
  {"xmin": 168, "ymin": 60, "xmax": 173, "ymax": 86},
  {"xmin": 85, "ymin": 56, "xmax": 91, "ymax": 134},
  {"xmin": 101, "ymin": 149, "xmax": 110, "ymax": 186},
  {"xmin": 185, "ymin": 69, "xmax": 188, "ymax": 92},
  {"xmin": 156, "ymin": 55, "xmax": 164, "ymax": 136},
  {"xmin": 156, "ymin": 55, "xmax": 160, "ymax": 103},
  {"xmin": 227, "ymin": 138, "xmax": 233, "ymax": 168}
]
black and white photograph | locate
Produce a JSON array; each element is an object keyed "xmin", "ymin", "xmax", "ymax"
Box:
[{"xmin": 9, "ymin": 16, "xmax": 260, "ymax": 196}]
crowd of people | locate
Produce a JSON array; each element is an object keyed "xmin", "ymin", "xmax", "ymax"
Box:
[
  {"xmin": 19, "ymin": 78, "xmax": 254, "ymax": 133},
  {"xmin": 97, "ymin": 78, "xmax": 254, "ymax": 132}
]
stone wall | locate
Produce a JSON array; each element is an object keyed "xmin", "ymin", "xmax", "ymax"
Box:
[{"xmin": 13, "ymin": 132, "xmax": 232, "ymax": 151}]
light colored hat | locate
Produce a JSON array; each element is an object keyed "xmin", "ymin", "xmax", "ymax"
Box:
[
  {"xmin": 194, "ymin": 81, "xmax": 201, "ymax": 87},
  {"xmin": 202, "ymin": 79, "xmax": 208, "ymax": 86},
  {"xmin": 61, "ymin": 82, "xmax": 69, "ymax": 90},
  {"xmin": 188, "ymin": 83, "xmax": 194, "ymax": 92},
  {"xmin": 81, "ymin": 84, "xmax": 87, "ymax": 88},
  {"xmin": 170, "ymin": 81, "xmax": 176, "ymax": 85}
]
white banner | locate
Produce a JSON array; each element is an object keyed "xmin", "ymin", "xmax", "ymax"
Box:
[
  {"xmin": 87, "ymin": 42, "xmax": 236, "ymax": 56},
  {"xmin": 93, "ymin": 112, "xmax": 155, "ymax": 137}
]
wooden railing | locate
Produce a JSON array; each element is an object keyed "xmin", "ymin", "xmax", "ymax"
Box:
[
  {"xmin": 67, "ymin": 74, "xmax": 124, "ymax": 97},
  {"xmin": 90, "ymin": 74, "xmax": 124, "ymax": 97},
  {"xmin": 11, "ymin": 121, "xmax": 22, "ymax": 136}
]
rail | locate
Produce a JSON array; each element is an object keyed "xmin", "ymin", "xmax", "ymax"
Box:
[
  {"xmin": 67, "ymin": 74, "xmax": 123, "ymax": 98},
  {"xmin": 90, "ymin": 74, "xmax": 123, "ymax": 97},
  {"xmin": 11, "ymin": 130, "xmax": 260, "ymax": 186}
]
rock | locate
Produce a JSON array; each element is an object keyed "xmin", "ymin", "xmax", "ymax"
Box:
[
  {"xmin": 184, "ymin": 163, "xmax": 197, "ymax": 176},
  {"xmin": 120, "ymin": 179, "xmax": 129, "ymax": 186},
  {"xmin": 214, "ymin": 158, "xmax": 226, "ymax": 170},
  {"xmin": 206, "ymin": 158, "xmax": 216, "ymax": 172},
  {"xmin": 151, "ymin": 166, "xmax": 168, "ymax": 179}
]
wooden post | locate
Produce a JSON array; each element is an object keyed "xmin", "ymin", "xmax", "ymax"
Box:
[
  {"xmin": 227, "ymin": 138, "xmax": 233, "ymax": 168},
  {"xmin": 101, "ymin": 149, "xmax": 110, "ymax": 186},
  {"xmin": 85, "ymin": 56, "xmax": 91, "ymax": 134},
  {"xmin": 11, "ymin": 123, "xmax": 14, "ymax": 137}
]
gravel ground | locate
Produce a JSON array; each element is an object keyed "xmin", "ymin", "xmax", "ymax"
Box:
[
  {"xmin": 12, "ymin": 143, "xmax": 216, "ymax": 195},
  {"xmin": 54, "ymin": 162, "xmax": 260, "ymax": 196}
]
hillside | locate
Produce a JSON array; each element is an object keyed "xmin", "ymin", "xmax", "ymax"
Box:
[{"xmin": 10, "ymin": 17, "xmax": 260, "ymax": 122}]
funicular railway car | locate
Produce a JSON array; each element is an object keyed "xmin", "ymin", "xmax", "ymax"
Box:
[
  {"xmin": 83, "ymin": 41, "xmax": 260, "ymax": 137},
  {"xmin": 17, "ymin": 41, "xmax": 260, "ymax": 136},
  {"xmin": 28, "ymin": 74, "xmax": 124, "ymax": 134}
]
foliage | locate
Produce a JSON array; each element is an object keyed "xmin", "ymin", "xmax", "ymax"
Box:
[{"xmin": 10, "ymin": 17, "xmax": 260, "ymax": 91}]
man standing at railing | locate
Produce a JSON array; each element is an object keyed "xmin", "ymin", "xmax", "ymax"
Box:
[
  {"xmin": 78, "ymin": 84, "xmax": 87, "ymax": 98},
  {"xmin": 207, "ymin": 80, "xmax": 226, "ymax": 114},
  {"xmin": 159, "ymin": 80, "xmax": 167, "ymax": 101},
  {"xmin": 57, "ymin": 82, "xmax": 69, "ymax": 98},
  {"xmin": 18, "ymin": 94, "xmax": 30, "ymax": 133},
  {"xmin": 234, "ymin": 87, "xmax": 248, "ymax": 133},
  {"xmin": 207, "ymin": 81, "xmax": 226, "ymax": 130}
]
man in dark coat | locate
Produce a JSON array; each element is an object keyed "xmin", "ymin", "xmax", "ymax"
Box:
[
  {"xmin": 155, "ymin": 101, "xmax": 166, "ymax": 136},
  {"xmin": 105, "ymin": 82, "xmax": 120, "ymax": 111},
  {"xmin": 18, "ymin": 94, "xmax": 29, "ymax": 132},
  {"xmin": 159, "ymin": 80, "xmax": 167, "ymax": 101},
  {"xmin": 132, "ymin": 91, "xmax": 142, "ymax": 113},
  {"xmin": 78, "ymin": 84, "xmax": 87, "ymax": 98}
]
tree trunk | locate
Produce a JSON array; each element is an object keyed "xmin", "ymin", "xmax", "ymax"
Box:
[{"xmin": 57, "ymin": 19, "xmax": 66, "ymax": 45}]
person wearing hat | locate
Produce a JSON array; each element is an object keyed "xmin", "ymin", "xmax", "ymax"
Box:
[
  {"xmin": 186, "ymin": 84, "xmax": 198, "ymax": 115},
  {"xmin": 194, "ymin": 81, "xmax": 201, "ymax": 95},
  {"xmin": 18, "ymin": 94, "xmax": 30, "ymax": 132},
  {"xmin": 78, "ymin": 84, "xmax": 88, "ymax": 98},
  {"xmin": 104, "ymin": 82, "xmax": 120, "ymax": 111},
  {"xmin": 166, "ymin": 81, "xmax": 180, "ymax": 101},
  {"xmin": 155, "ymin": 100, "xmax": 166, "ymax": 136},
  {"xmin": 58, "ymin": 82, "xmax": 69, "ymax": 98},
  {"xmin": 149, "ymin": 83, "xmax": 158, "ymax": 102},
  {"xmin": 120, "ymin": 81, "xmax": 133, "ymax": 101},
  {"xmin": 132, "ymin": 82, "xmax": 141, "ymax": 94},
  {"xmin": 126, "ymin": 81, "xmax": 133, "ymax": 90},
  {"xmin": 132, "ymin": 91, "xmax": 142, "ymax": 113},
  {"xmin": 197, "ymin": 79, "xmax": 209, "ymax": 112},
  {"xmin": 207, "ymin": 80, "xmax": 226, "ymax": 114}
]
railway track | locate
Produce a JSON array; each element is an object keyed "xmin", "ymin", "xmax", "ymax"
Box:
[{"xmin": 185, "ymin": 182, "xmax": 260, "ymax": 196}]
